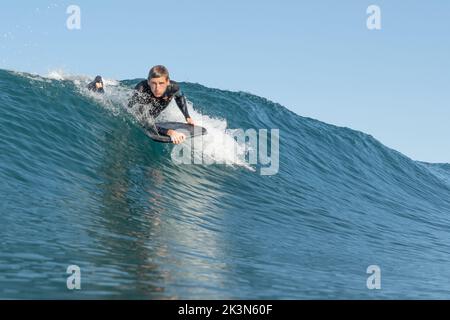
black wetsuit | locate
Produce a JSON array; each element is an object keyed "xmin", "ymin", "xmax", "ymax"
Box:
[
  {"xmin": 128, "ymin": 80, "xmax": 190, "ymax": 135},
  {"xmin": 87, "ymin": 81, "xmax": 105, "ymax": 94}
]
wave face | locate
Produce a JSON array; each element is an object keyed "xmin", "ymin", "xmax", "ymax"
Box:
[{"xmin": 1, "ymin": 68, "xmax": 450, "ymax": 299}]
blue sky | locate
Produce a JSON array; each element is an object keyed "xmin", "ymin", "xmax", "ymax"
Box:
[{"xmin": 1, "ymin": 1, "xmax": 449, "ymax": 163}]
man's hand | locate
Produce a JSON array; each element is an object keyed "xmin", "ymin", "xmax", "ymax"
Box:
[
  {"xmin": 167, "ymin": 129, "xmax": 186, "ymax": 144},
  {"xmin": 186, "ymin": 117, "xmax": 195, "ymax": 126}
]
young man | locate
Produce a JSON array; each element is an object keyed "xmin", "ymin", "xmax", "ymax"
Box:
[
  {"xmin": 128, "ymin": 65, "xmax": 194, "ymax": 144},
  {"xmin": 87, "ymin": 75, "xmax": 105, "ymax": 94}
]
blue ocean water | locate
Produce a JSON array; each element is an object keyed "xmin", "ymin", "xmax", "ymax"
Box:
[{"xmin": 1, "ymin": 68, "xmax": 450, "ymax": 299}]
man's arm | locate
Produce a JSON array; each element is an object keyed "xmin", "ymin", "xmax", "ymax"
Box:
[
  {"xmin": 174, "ymin": 92, "xmax": 195, "ymax": 125},
  {"xmin": 127, "ymin": 81, "xmax": 146, "ymax": 109},
  {"xmin": 128, "ymin": 90, "xmax": 141, "ymax": 109},
  {"xmin": 87, "ymin": 81, "xmax": 95, "ymax": 91},
  {"xmin": 170, "ymin": 81, "xmax": 193, "ymax": 124},
  {"xmin": 174, "ymin": 93, "xmax": 191, "ymax": 119}
]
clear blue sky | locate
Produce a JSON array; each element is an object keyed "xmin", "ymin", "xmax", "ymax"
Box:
[{"xmin": 1, "ymin": 1, "xmax": 449, "ymax": 163}]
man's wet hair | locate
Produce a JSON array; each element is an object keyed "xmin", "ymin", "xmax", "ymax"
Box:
[{"xmin": 148, "ymin": 65, "xmax": 170, "ymax": 80}]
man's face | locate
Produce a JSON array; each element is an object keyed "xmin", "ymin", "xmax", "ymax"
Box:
[{"xmin": 148, "ymin": 76, "xmax": 169, "ymax": 98}]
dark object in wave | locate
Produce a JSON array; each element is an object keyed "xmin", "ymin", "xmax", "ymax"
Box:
[{"xmin": 87, "ymin": 75, "xmax": 105, "ymax": 94}]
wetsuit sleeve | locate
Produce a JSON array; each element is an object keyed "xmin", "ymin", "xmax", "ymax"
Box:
[
  {"xmin": 169, "ymin": 81, "xmax": 191, "ymax": 119},
  {"xmin": 127, "ymin": 82, "xmax": 145, "ymax": 109},
  {"xmin": 87, "ymin": 81, "xmax": 95, "ymax": 91},
  {"xmin": 174, "ymin": 91, "xmax": 191, "ymax": 119},
  {"xmin": 128, "ymin": 92, "xmax": 138, "ymax": 109},
  {"xmin": 156, "ymin": 126, "xmax": 169, "ymax": 136}
]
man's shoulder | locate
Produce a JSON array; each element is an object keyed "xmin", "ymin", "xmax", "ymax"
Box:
[
  {"xmin": 134, "ymin": 80, "xmax": 150, "ymax": 92},
  {"xmin": 167, "ymin": 80, "xmax": 181, "ymax": 96}
]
